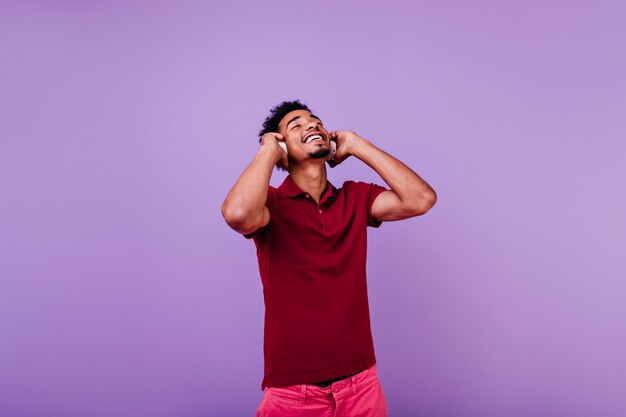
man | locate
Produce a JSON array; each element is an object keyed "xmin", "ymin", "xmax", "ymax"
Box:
[{"xmin": 221, "ymin": 100, "xmax": 436, "ymax": 416}]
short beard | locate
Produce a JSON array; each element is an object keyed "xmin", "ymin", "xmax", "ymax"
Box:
[{"xmin": 308, "ymin": 148, "xmax": 331, "ymax": 159}]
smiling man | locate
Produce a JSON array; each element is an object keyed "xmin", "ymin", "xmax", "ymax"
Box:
[{"xmin": 221, "ymin": 100, "xmax": 436, "ymax": 417}]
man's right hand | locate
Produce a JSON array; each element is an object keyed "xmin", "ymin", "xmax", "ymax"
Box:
[{"xmin": 261, "ymin": 132, "xmax": 288, "ymax": 170}]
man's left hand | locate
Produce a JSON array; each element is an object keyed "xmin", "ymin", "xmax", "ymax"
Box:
[{"xmin": 328, "ymin": 130, "xmax": 366, "ymax": 167}]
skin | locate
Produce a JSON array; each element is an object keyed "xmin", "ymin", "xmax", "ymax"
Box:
[{"xmin": 222, "ymin": 109, "xmax": 437, "ymax": 235}]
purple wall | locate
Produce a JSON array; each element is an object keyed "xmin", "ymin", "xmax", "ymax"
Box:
[{"xmin": 1, "ymin": 1, "xmax": 625, "ymax": 416}]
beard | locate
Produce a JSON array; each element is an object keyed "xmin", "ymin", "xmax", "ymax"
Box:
[{"xmin": 308, "ymin": 148, "xmax": 331, "ymax": 159}]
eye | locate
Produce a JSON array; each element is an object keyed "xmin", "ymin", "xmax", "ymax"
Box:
[{"xmin": 290, "ymin": 124, "xmax": 301, "ymax": 130}]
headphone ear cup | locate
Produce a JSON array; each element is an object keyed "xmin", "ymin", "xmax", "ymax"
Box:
[
  {"xmin": 278, "ymin": 142, "xmax": 288, "ymax": 155},
  {"xmin": 326, "ymin": 140, "xmax": 337, "ymax": 161}
]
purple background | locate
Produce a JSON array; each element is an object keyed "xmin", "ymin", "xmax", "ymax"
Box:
[{"xmin": 1, "ymin": 1, "xmax": 625, "ymax": 416}]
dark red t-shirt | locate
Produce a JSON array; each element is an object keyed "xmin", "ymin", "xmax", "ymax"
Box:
[{"xmin": 245, "ymin": 175, "xmax": 387, "ymax": 389}]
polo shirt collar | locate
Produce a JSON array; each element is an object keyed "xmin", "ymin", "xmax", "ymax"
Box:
[{"xmin": 279, "ymin": 175, "xmax": 338, "ymax": 202}]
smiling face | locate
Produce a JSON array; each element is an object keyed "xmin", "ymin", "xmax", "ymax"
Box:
[{"xmin": 277, "ymin": 109, "xmax": 331, "ymax": 164}]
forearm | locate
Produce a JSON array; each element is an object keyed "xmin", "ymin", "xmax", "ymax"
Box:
[
  {"xmin": 351, "ymin": 138, "xmax": 437, "ymax": 207},
  {"xmin": 221, "ymin": 145, "xmax": 278, "ymax": 230}
]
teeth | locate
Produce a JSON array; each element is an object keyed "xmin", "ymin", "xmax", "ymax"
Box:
[{"xmin": 305, "ymin": 134, "xmax": 323, "ymax": 143}]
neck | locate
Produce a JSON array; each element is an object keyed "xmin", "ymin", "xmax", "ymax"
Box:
[{"xmin": 288, "ymin": 162, "xmax": 328, "ymax": 203}]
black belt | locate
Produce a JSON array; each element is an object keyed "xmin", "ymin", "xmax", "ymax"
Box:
[{"xmin": 311, "ymin": 369, "xmax": 364, "ymax": 388}]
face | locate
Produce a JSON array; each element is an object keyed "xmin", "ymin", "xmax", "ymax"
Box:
[{"xmin": 278, "ymin": 109, "xmax": 331, "ymax": 163}]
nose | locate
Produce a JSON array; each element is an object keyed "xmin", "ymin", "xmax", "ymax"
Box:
[{"xmin": 305, "ymin": 119, "xmax": 318, "ymax": 131}]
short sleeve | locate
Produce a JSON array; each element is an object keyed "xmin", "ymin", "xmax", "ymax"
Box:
[
  {"xmin": 243, "ymin": 186, "xmax": 278, "ymax": 239},
  {"xmin": 367, "ymin": 183, "xmax": 388, "ymax": 228}
]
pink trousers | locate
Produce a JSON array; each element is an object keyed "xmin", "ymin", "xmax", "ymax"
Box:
[{"xmin": 255, "ymin": 364, "xmax": 388, "ymax": 417}]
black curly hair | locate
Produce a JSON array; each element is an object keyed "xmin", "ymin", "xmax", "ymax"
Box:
[{"xmin": 258, "ymin": 100, "xmax": 312, "ymax": 142}]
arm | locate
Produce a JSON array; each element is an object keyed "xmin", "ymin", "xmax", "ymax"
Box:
[
  {"xmin": 329, "ymin": 131, "xmax": 437, "ymax": 221},
  {"xmin": 221, "ymin": 133, "xmax": 287, "ymax": 234}
]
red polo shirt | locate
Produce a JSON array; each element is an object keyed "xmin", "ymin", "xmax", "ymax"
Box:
[{"xmin": 245, "ymin": 175, "xmax": 387, "ymax": 389}]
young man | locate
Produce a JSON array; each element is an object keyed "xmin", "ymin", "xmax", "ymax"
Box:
[{"xmin": 222, "ymin": 101, "xmax": 436, "ymax": 417}]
